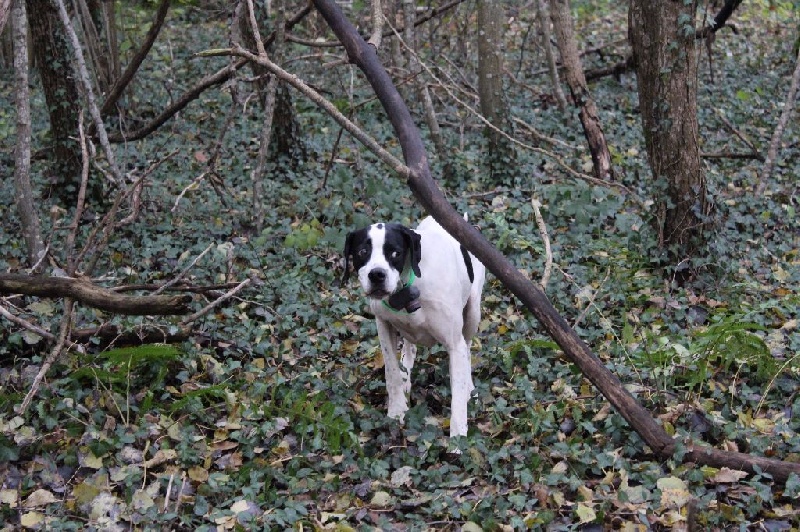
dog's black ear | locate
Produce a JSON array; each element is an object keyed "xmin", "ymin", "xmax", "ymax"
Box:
[
  {"xmin": 404, "ymin": 227, "xmax": 422, "ymax": 278},
  {"xmin": 341, "ymin": 231, "xmax": 355, "ymax": 285}
]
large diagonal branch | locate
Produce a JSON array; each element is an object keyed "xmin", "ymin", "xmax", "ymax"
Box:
[{"xmin": 311, "ymin": 0, "xmax": 800, "ymax": 484}]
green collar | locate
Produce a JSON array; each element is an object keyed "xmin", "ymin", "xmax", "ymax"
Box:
[{"xmin": 383, "ymin": 270, "xmax": 420, "ymax": 313}]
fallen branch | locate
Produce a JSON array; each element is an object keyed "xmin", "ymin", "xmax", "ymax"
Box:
[
  {"xmin": 0, "ymin": 274, "xmax": 192, "ymax": 315},
  {"xmin": 71, "ymin": 323, "xmax": 191, "ymax": 349},
  {"xmin": 0, "ymin": 301, "xmax": 55, "ymax": 341},
  {"xmin": 180, "ymin": 278, "xmax": 251, "ymax": 326}
]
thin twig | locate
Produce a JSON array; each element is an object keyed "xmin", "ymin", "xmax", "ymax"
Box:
[
  {"xmin": 179, "ymin": 278, "xmax": 251, "ymax": 326},
  {"xmin": 207, "ymin": 45, "xmax": 409, "ymax": 176},
  {"xmin": 153, "ymin": 244, "xmax": 214, "ymax": 295},
  {"xmin": 245, "ymin": 0, "xmax": 267, "ymax": 56},
  {"xmin": 713, "ymin": 107, "xmax": 759, "ymax": 153},
  {"xmin": 78, "ymin": 150, "xmax": 177, "ymax": 275},
  {"xmin": 163, "ymin": 472, "xmax": 175, "ymax": 512},
  {"xmin": 100, "ymin": 0, "xmax": 171, "ymax": 116},
  {"xmin": 67, "ymin": 113, "xmax": 92, "ymax": 276},
  {"xmin": 19, "ymin": 300, "xmax": 75, "ymax": 414},
  {"xmin": 531, "ymin": 196, "xmax": 552, "ymax": 290},
  {"xmin": 243, "ymin": 0, "xmax": 282, "ymax": 232},
  {"xmin": 537, "ymin": 0, "xmax": 567, "ymax": 109},
  {"xmin": 174, "ymin": 472, "xmax": 186, "ymax": 514},
  {"xmin": 0, "ymin": 302, "xmax": 56, "ymax": 341}
]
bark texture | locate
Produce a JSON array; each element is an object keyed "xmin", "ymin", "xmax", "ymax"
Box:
[
  {"xmin": 13, "ymin": 0, "xmax": 46, "ymax": 267},
  {"xmin": 629, "ymin": 0, "xmax": 710, "ymax": 258},
  {"xmin": 476, "ymin": 0, "xmax": 516, "ymax": 182},
  {"xmin": 0, "ymin": 0, "xmax": 10, "ymax": 35},
  {"xmin": 27, "ymin": 0, "xmax": 83, "ymax": 200},
  {"xmin": 237, "ymin": 0, "xmax": 305, "ymax": 170},
  {"xmin": 550, "ymin": 0, "xmax": 613, "ymax": 181}
]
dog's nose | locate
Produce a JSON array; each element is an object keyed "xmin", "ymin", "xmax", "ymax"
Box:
[{"xmin": 368, "ymin": 269, "xmax": 387, "ymax": 284}]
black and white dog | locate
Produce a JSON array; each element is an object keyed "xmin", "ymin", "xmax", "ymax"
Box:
[{"xmin": 342, "ymin": 216, "xmax": 485, "ymax": 438}]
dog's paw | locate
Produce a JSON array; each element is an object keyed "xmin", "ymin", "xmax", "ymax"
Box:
[{"xmin": 387, "ymin": 405, "xmax": 408, "ymax": 423}]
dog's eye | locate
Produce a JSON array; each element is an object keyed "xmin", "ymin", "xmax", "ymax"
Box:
[
  {"xmin": 390, "ymin": 251, "xmax": 400, "ymax": 259},
  {"xmin": 357, "ymin": 248, "xmax": 368, "ymax": 257}
]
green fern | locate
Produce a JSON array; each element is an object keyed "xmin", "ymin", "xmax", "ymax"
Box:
[
  {"xmin": 72, "ymin": 344, "xmax": 181, "ymax": 388},
  {"xmin": 691, "ymin": 319, "xmax": 774, "ymax": 386}
]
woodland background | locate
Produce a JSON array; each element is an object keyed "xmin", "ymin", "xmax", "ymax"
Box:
[{"xmin": 0, "ymin": 0, "xmax": 799, "ymax": 529}]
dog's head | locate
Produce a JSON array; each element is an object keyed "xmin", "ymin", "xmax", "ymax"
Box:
[{"xmin": 342, "ymin": 223, "xmax": 421, "ymax": 299}]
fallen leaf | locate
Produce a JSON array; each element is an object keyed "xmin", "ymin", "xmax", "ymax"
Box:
[
  {"xmin": 20, "ymin": 511, "xmax": 45, "ymax": 529},
  {"xmin": 391, "ymin": 466, "xmax": 414, "ymax": 487},
  {"xmin": 370, "ymin": 491, "xmax": 391, "ymax": 508},
  {"xmin": 712, "ymin": 467, "xmax": 749, "ymax": 484},
  {"xmin": 79, "ymin": 451, "xmax": 104, "ymax": 470},
  {"xmin": 72, "ymin": 481, "xmax": 102, "ymax": 506},
  {"xmin": 657, "ymin": 476, "xmax": 690, "ymax": 508},
  {"xmin": 1, "ymin": 488, "xmax": 19, "ymax": 505},
  {"xmin": 142, "ymin": 448, "xmax": 177, "ymax": 468},
  {"xmin": 575, "ymin": 502, "xmax": 596, "ymax": 524},
  {"xmin": 131, "ymin": 488, "xmax": 155, "ymax": 511},
  {"xmin": 188, "ymin": 465, "xmax": 209, "ymax": 482},
  {"xmin": 23, "ymin": 489, "xmax": 57, "ymax": 508}
]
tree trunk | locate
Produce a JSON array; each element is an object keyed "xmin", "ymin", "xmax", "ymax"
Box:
[
  {"xmin": 537, "ymin": 0, "xmax": 567, "ymax": 109},
  {"xmin": 27, "ymin": 0, "xmax": 83, "ymax": 203},
  {"xmin": 476, "ymin": 0, "xmax": 516, "ymax": 183},
  {"xmin": 403, "ymin": 0, "xmax": 453, "ymax": 181},
  {"xmin": 550, "ymin": 0, "xmax": 614, "ymax": 181},
  {"xmin": 13, "ymin": 0, "xmax": 46, "ymax": 268},
  {"xmin": 0, "ymin": 0, "xmax": 11, "ymax": 35},
  {"xmin": 629, "ymin": 0, "xmax": 710, "ymax": 261},
  {"xmin": 237, "ymin": 0, "xmax": 305, "ymax": 171}
]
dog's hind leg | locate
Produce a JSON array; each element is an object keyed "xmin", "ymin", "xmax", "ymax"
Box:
[
  {"xmin": 448, "ymin": 338, "xmax": 474, "ymax": 438},
  {"xmin": 376, "ymin": 320, "xmax": 410, "ymax": 422},
  {"xmin": 462, "ymin": 295, "xmax": 481, "ymax": 342}
]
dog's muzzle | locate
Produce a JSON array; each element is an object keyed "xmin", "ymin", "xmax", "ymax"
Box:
[{"xmin": 366, "ymin": 268, "xmax": 391, "ymax": 298}]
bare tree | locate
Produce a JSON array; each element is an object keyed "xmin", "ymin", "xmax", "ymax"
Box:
[
  {"xmin": 27, "ymin": 0, "xmax": 84, "ymax": 203},
  {"xmin": 0, "ymin": 0, "xmax": 11, "ymax": 35},
  {"xmin": 537, "ymin": 0, "xmax": 567, "ymax": 109},
  {"xmin": 476, "ymin": 0, "xmax": 516, "ymax": 182},
  {"xmin": 13, "ymin": 0, "xmax": 45, "ymax": 268},
  {"xmin": 629, "ymin": 0, "xmax": 710, "ymax": 263},
  {"xmin": 550, "ymin": 0, "xmax": 614, "ymax": 181},
  {"xmin": 237, "ymin": 0, "xmax": 305, "ymax": 172}
]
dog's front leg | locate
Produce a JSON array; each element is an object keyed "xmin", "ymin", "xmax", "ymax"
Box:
[
  {"xmin": 376, "ymin": 320, "xmax": 410, "ymax": 421},
  {"xmin": 448, "ymin": 338, "xmax": 474, "ymax": 438}
]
